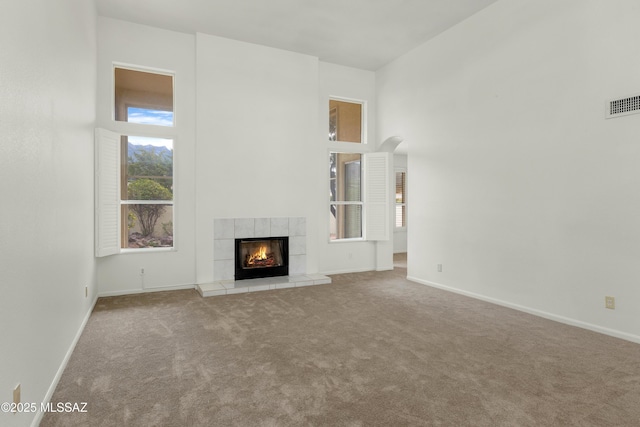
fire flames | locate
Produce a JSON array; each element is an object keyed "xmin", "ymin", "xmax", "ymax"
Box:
[
  {"xmin": 248, "ymin": 246, "xmax": 268, "ymax": 263},
  {"xmin": 245, "ymin": 245, "xmax": 276, "ymax": 268}
]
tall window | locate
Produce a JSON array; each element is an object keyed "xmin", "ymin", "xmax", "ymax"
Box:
[
  {"xmin": 326, "ymin": 97, "xmax": 391, "ymax": 242},
  {"xmin": 330, "ymin": 152, "xmax": 363, "ymax": 240},
  {"xmin": 395, "ymin": 171, "xmax": 406, "ymax": 228},
  {"xmin": 121, "ymin": 136, "xmax": 173, "ymax": 249},
  {"xmin": 115, "ymin": 66, "xmax": 174, "ymax": 250}
]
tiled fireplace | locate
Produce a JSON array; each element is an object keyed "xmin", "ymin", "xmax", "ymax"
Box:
[
  {"xmin": 213, "ymin": 217, "xmax": 306, "ymax": 281},
  {"xmin": 196, "ymin": 217, "xmax": 331, "ymax": 297},
  {"xmin": 197, "ymin": 217, "xmax": 330, "ymax": 298}
]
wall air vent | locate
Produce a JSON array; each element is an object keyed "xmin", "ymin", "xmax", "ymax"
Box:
[{"xmin": 606, "ymin": 94, "xmax": 640, "ymax": 119}]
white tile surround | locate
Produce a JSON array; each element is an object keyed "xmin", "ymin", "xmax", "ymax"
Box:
[
  {"xmin": 198, "ymin": 217, "xmax": 331, "ymax": 297},
  {"xmin": 213, "ymin": 217, "xmax": 307, "ymax": 280}
]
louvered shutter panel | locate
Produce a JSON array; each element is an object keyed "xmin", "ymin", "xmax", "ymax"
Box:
[
  {"xmin": 365, "ymin": 152, "xmax": 389, "ymax": 241},
  {"xmin": 95, "ymin": 128, "xmax": 121, "ymax": 257}
]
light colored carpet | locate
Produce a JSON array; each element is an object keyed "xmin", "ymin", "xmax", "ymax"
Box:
[
  {"xmin": 393, "ymin": 252, "xmax": 407, "ymax": 269},
  {"xmin": 42, "ymin": 267, "xmax": 640, "ymax": 426}
]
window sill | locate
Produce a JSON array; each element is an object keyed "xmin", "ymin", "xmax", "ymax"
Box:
[
  {"xmin": 329, "ymin": 238, "xmax": 366, "ymax": 243},
  {"xmin": 120, "ymin": 247, "xmax": 176, "ymax": 255}
]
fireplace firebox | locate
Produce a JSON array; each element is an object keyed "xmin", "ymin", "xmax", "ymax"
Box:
[{"xmin": 235, "ymin": 236, "xmax": 289, "ymax": 280}]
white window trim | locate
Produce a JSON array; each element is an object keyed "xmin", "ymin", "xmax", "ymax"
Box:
[
  {"xmin": 328, "ymin": 203, "xmax": 365, "ymax": 243},
  {"xmin": 395, "ymin": 168, "xmax": 407, "ymax": 231},
  {"xmin": 95, "ymin": 63, "xmax": 178, "ymax": 256},
  {"xmin": 120, "ymin": 135, "xmax": 178, "ymax": 254},
  {"xmin": 112, "ymin": 62, "xmax": 177, "ymax": 127},
  {"xmin": 328, "ymin": 151, "xmax": 389, "ymax": 243},
  {"xmin": 120, "ymin": 247, "xmax": 175, "ymax": 254},
  {"xmin": 95, "ymin": 129, "xmax": 178, "ymax": 256},
  {"xmin": 121, "ymin": 200, "xmax": 173, "ymax": 205},
  {"xmin": 329, "ymin": 150, "xmax": 364, "ymax": 243},
  {"xmin": 328, "ymin": 96, "xmax": 367, "ymax": 145}
]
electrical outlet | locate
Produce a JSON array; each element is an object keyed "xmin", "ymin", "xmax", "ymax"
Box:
[
  {"xmin": 605, "ymin": 296, "xmax": 615, "ymax": 310},
  {"xmin": 85, "ymin": 286, "xmax": 88, "ymax": 298},
  {"xmin": 141, "ymin": 268, "xmax": 145, "ymax": 275},
  {"xmin": 437, "ymin": 264, "xmax": 442, "ymax": 272},
  {"xmin": 13, "ymin": 384, "xmax": 20, "ymax": 405}
]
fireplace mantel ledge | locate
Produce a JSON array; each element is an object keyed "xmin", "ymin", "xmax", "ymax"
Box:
[{"xmin": 196, "ymin": 274, "xmax": 331, "ymax": 298}]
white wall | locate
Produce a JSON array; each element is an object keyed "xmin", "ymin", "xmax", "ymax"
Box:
[
  {"xmin": 377, "ymin": 0, "xmax": 640, "ymax": 341},
  {"xmin": 195, "ymin": 34, "xmax": 320, "ymax": 284},
  {"xmin": 0, "ymin": 1, "xmax": 97, "ymax": 426},
  {"xmin": 96, "ymin": 18, "xmax": 197, "ymax": 295}
]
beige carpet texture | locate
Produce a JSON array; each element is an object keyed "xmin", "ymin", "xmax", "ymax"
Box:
[{"xmin": 42, "ymin": 264, "xmax": 640, "ymax": 426}]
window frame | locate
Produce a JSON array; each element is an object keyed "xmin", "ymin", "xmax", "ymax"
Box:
[
  {"xmin": 327, "ymin": 152, "xmax": 392, "ymax": 245},
  {"xmin": 120, "ymin": 135, "xmax": 175, "ymax": 253},
  {"xmin": 329, "ymin": 151, "xmax": 364, "ymax": 242},
  {"xmin": 328, "ymin": 96, "xmax": 367, "ymax": 145},
  {"xmin": 395, "ymin": 169, "xmax": 407, "ymax": 230},
  {"xmin": 109, "ymin": 63, "xmax": 178, "ymax": 254},
  {"xmin": 112, "ymin": 63, "xmax": 176, "ymax": 127},
  {"xmin": 326, "ymin": 95, "xmax": 390, "ymax": 243},
  {"xmin": 328, "ymin": 96, "xmax": 365, "ymax": 243}
]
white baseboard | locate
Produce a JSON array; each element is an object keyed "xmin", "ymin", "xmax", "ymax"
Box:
[
  {"xmin": 98, "ymin": 283, "xmax": 195, "ymax": 297},
  {"xmin": 408, "ymin": 276, "xmax": 640, "ymax": 345},
  {"xmin": 32, "ymin": 295, "xmax": 99, "ymax": 427}
]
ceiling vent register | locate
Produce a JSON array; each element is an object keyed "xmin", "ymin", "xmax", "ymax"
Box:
[{"xmin": 606, "ymin": 94, "xmax": 640, "ymax": 119}]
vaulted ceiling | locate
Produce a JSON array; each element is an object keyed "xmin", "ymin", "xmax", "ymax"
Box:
[{"xmin": 96, "ymin": 0, "xmax": 499, "ymax": 71}]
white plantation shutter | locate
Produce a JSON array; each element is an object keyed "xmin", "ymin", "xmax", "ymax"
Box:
[
  {"xmin": 95, "ymin": 128, "xmax": 121, "ymax": 257},
  {"xmin": 365, "ymin": 152, "xmax": 389, "ymax": 241}
]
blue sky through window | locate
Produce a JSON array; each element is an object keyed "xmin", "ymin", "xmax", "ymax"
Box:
[{"xmin": 127, "ymin": 107, "xmax": 173, "ymax": 127}]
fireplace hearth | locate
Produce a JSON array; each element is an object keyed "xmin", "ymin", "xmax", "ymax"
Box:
[{"xmin": 235, "ymin": 236, "xmax": 289, "ymax": 280}]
